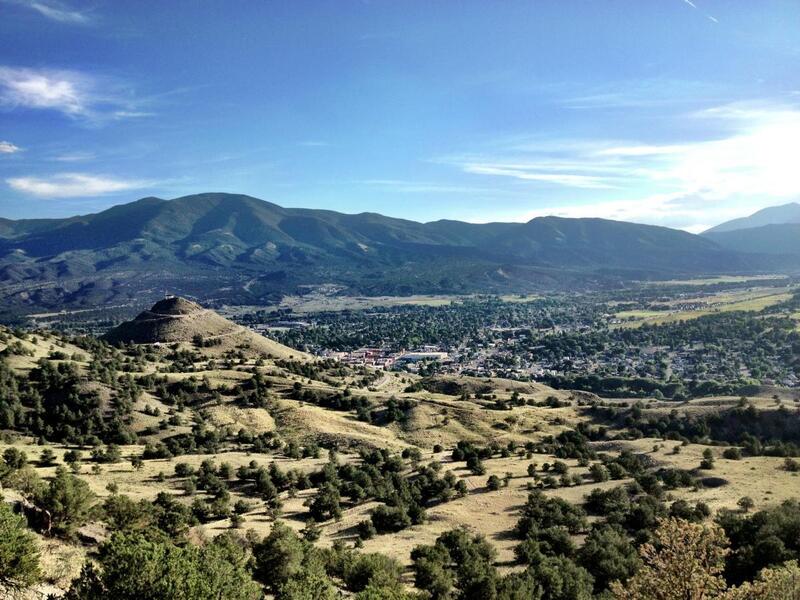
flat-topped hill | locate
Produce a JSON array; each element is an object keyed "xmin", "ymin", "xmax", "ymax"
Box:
[
  {"xmin": 148, "ymin": 296, "xmax": 204, "ymax": 315},
  {"xmin": 103, "ymin": 296, "xmax": 305, "ymax": 360}
]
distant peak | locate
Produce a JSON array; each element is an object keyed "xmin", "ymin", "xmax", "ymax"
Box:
[{"xmin": 704, "ymin": 200, "xmax": 800, "ymax": 233}]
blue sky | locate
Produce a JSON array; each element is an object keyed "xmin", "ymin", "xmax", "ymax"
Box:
[{"xmin": 0, "ymin": 0, "xmax": 798, "ymax": 231}]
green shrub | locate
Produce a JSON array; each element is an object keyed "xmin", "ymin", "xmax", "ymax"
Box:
[
  {"xmin": 63, "ymin": 532, "xmax": 260, "ymax": 600},
  {"xmin": 0, "ymin": 501, "xmax": 41, "ymax": 591}
]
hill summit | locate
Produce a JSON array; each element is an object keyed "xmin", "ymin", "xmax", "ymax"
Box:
[
  {"xmin": 103, "ymin": 296, "xmax": 304, "ymax": 360},
  {"xmin": 148, "ymin": 296, "xmax": 205, "ymax": 316}
]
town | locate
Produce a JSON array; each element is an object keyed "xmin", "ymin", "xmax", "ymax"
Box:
[{"xmin": 230, "ymin": 281, "xmax": 800, "ymax": 396}]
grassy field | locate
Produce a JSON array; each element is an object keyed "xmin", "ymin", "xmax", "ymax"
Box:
[
  {"xmin": 225, "ymin": 292, "xmax": 546, "ymax": 316},
  {"xmin": 498, "ymin": 294, "xmax": 541, "ymax": 304},
  {"xmin": 615, "ymin": 288, "xmax": 793, "ymax": 327},
  {"xmin": 222, "ymin": 294, "xmax": 460, "ymax": 316},
  {"xmin": 646, "ymin": 275, "xmax": 789, "ymax": 286}
]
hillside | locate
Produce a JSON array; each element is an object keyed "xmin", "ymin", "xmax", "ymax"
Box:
[
  {"xmin": 704, "ymin": 201, "xmax": 800, "ymax": 233},
  {"xmin": 1, "ymin": 312, "xmax": 800, "ymax": 598},
  {"xmin": 704, "ymin": 223, "xmax": 800, "ymax": 256},
  {"xmin": 702, "ymin": 202, "xmax": 800, "ymax": 257},
  {"xmin": 103, "ymin": 296, "xmax": 308, "ymax": 360},
  {"xmin": 0, "ymin": 193, "xmax": 768, "ymax": 316}
]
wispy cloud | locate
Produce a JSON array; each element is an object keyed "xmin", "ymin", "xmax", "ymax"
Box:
[
  {"xmin": 52, "ymin": 151, "xmax": 95, "ymax": 162},
  {"xmin": 7, "ymin": 173, "xmax": 154, "ymax": 198},
  {"xmin": 564, "ymin": 79, "xmax": 723, "ymax": 110},
  {"xmin": 515, "ymin": 193, "xmax": 746, "ymax": 232},
  {"xmin": 618, "ymin": 102, "xmax": 800, "ymax": 199},
  {"xmin": 678, "ymin": 0, "xmax": 719, "ymax": 25},
  {"xmin": 297, "ymin": 140, "xmax": 330, "ymax": 147},
  {"xmin": 442, "ymin": 100, "xmax": 800, "ymax": 229},
  {"xmin": 448, "ymin": 101, "xmax": 800, "ymax": 196},
  {"xmin": 3, "ymin": 0, "xmax": 91, "ymax": 24},
  {"xmin": 0, "ymin": 66, "xmax": 148, "ymax": 122},
  {"xmin": 0, "ymin": 140, "xmax": 21, "ymax": 154},
  {"xmin": 112, "ymin": 110, "xmax": 155, "ymax": 119},
  {"xmin": 458, "ymin": 163, "xmax": 616, "ymax": 189},
  {"xmin": 595, "ymin": 144, "xmax": 691, "ymax": 157},
  {"xmin": 360, "ymin": 179, "xmax": 498, "ymax": 194},
  {"xmin": 438, "ymin": 149, "xmax": 629, "ymax": 191}
]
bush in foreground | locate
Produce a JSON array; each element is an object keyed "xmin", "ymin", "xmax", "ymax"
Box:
[
  {"xmin": 0, "ymin": 501, "xmax": 41, "ymax": 592},
  {"xmin": 63, "ymin": 531, "xmax": 260, "ymax": 600}
]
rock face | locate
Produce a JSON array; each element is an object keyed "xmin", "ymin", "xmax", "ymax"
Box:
[{"xmin": 103, "ymin": 296, "xmax": 305, "ymax": 360}]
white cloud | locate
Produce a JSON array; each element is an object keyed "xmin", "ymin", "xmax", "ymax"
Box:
[
  {"xmin": 0, "ymin": 66, "xmax": 88, "ymax": 115},
  {"xmin": 0, "ymin": 140, "xmax": 21, "ymax": 154},
  {"xmin": 444, "ymin": 101, "xmax": 800, "ymax": 230},
  {"xmin": 2, "ymin": 0, "xmax": 90, "ymax": 24},
  {"xmin": 0, "ymin": 66, "xmax": 146, "ymax": 121},
  {"xmin": 518, "ymin": 197, "xmax": 668, "ymax": 222},
  {"xmin": 653, "ymin": 103, "xmax": 800, "ymax": 198},
  {"xmin": 511, "ymin": 193, "xmax": 748, "ymax": 232},
  {"xmin": 7, "ymin": 173, "xmax": 153, "ymax": 198},
  {"xmin": 20, "ymin": 0, "xmax": 90, "ymax": 23},
  {"xmin": 460, "ymin": 163, "xmax": 615, "ymax": 189}
]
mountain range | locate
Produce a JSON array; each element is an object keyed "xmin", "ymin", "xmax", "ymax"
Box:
[
  {"xmin": 704, "ymin": 202, "xmax": 800, "ymax": 233},
  {"xmin": 0, "ymin": 193, "xmax": 795, "ymax": 316},
  {"xmin": 702, "ymin": 202, "xmax": 800, "ymax": 256}
]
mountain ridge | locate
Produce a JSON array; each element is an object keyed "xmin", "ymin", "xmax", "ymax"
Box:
[
  {"xmin": 704, "ymin": 202, "xmax": 800, "ymax": 234},
  {"xmin": 705, "ymin": 223, "xmax": 800, "ymax": 256},
  {"xmin": 701, "ymin": 201, "xmax": 800, "ymax": 257},
  {"xmin": 0, "ymin": 192, "xmax": 785, "ymax": 315}
]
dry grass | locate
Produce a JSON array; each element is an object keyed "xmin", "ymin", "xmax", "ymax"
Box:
[
  {"xmin": 2, "ymin": 307, "xmax": 799, "ymax": 596},
  {"xmin": 647, "ymin": 275, "xmax": 789, "ymax": 286},
  {"xmin": 617, "ymin": 438, "xmax": 800, "ymax": 513},
  {"xmin": 221, "ymin": 294, "xmax": 461, "ymax": 316},
  {"xmin": 615, "ymin": 289, "xmax": 793, "ymax": 328}
]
